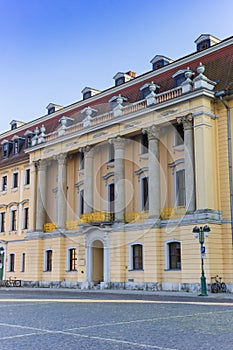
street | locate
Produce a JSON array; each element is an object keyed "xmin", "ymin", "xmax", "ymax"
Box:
[{"xmin": 0, "ymin": 289, "xmax": 233, "ymax": 349}]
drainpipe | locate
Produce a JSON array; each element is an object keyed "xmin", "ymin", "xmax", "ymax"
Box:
[{"xmin": 215, "ymin": 90, "xmax": 233, "ymax": 244}]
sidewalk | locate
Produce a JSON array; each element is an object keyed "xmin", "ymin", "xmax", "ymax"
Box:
[{"xmin": 9, "ymin": 286, "xmax": 233, "ymax": 300}]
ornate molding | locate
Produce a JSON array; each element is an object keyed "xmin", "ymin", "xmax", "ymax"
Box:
[
  {"xmin": 109, "ymin": 136, "xmax": 127, "ymax": 150},
  {"xmin": 142, "ymin": 125, "xmax": 160, "ymax": 141},
  {"xmin": 177, "ymin": 113, "xmax": 193, "ymax": 131}
]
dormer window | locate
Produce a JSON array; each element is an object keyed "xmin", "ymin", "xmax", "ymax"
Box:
[
  {"xmin": 150, "ymin": 55, "xmax": 173, "ymax": 71},
  {"xmin": 172, "ymin": 69, "xmax": 186, "ymax": 88},
  {"xmin": 11, "ymin": 135, "xmax": 24, "ymax": 155},
  {"xmin": 81, "ymin": 87, "xmax": 101, "ymax": 100},
  {"xmin": 48, "ymin": 106, "xmax": 55, "ymax": 114},
  {"xmin": 113, "ymin": 71, "xmax": 136, "ymax": 87},
  {"xmin": 24, "ymin": 130, "xmax": 34, "ymax": 149},
  {"xmin": 1, "ymin": 141, "xmax": 9, "ymax": 159},
  {"xmin": 195, "ymin": 34, "xmax": 220, "ymax": 52},
  {"xmin": 13, "ymin": 140, "xmax": 19, "ymax": 154},
  {"xmin": 11, "ymin": 122, "xmax": 17, "ymax": 130},
  {"xmin": 46, "ymin": 103, "xmax": 63, "ymax": 115}
]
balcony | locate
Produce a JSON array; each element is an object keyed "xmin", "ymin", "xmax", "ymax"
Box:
[
  {"xmin": 160, "ymin": 206, "xmax": 186, "ymax": 220},
  {"xmin": 80, "ymin": 211, "xmax": 114, "ymax": 225},
  {"xmin": 124, "ymin": 211, "xmax": 149, "ymax": 224}
]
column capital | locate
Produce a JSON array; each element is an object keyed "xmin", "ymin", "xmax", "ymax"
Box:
[
  {"xmin": 177, "ymin": 113, "xmax": 193, "ymax": 131},
  {"xmin": 109, "ymin": 136, "xmax": 127, "ymax": 150},
  {"xmin": 81, "ymin": 145, "xmax": 94, "ymax": 158},
  {"xmin": 54, "ymin": 153, "xmax": 67, "ymax": 166},
  {"xmin": 37, "ymin": 159, "xmax": 48, "ymax": 171},
  {"xmin": 142, "ymin": 125, "xmax": 160, "ymax": 141}
]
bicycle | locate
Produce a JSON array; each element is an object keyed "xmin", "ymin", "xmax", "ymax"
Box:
[
  {"xmin": 211, "ymin": 275, "xmax": 227, "ymax": 293},
  {"xmin": 5, "ymin": 276, "xmax": 21, "ymax": 287}
]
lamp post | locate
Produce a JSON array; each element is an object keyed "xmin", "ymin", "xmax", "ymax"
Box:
[
  {"xmin": 193, "ymin": 225, "xmax": 211, "ymax": 296},
  {"xmin": 0, "ymin": 247, "xmax": 4, "ymax": 281}
]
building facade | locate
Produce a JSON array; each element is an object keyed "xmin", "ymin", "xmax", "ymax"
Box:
[{"xmin": 0, "ymin": 34, "xmax": 233, "ymax": 292}]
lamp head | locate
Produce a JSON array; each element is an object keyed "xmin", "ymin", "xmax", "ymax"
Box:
[{"xmin": 203, "ymin": 225, "xmax": 211, "ymax": 237}]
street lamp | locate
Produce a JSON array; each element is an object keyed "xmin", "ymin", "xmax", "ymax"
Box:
[
  {"xmin": 193, "ymin": 225, "xmax": 211, "ymax": 296},
  {"xmin": 0, "ymin": 247, "xmax": 4, "ymax": 281}
]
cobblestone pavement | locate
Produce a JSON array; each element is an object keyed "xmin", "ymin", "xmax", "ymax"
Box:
[{"xmin": 0, "ymin": 288, "xmax": 233, "ymax": 349}]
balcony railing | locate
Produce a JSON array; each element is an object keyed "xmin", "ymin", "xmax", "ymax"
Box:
[
  {"xmin": 160, "ymin": 206, "xmax": 186, "ymax": 220},
  {"xmin": 43, "ymin": 206, "xmax": 186, "ymax": 232},
  {"xmin": 124, "ymin": 211, "xmax": 149, "ymax": 224},
  {"xmin": 44, "ymin": 87, "xmax": 183, "ymax": 143},
  {"xmin": 44, "ymin": 222, "xmax": 57, "ymax": 233},
  {"xmin": 80, "ymin": 211, "xmax": 114, "ymax": 224}
]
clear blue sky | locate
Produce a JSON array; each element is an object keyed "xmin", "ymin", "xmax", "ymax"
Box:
[{"xmin": 0, "ymin": 0, "xmax": 232, "ymax": 133}]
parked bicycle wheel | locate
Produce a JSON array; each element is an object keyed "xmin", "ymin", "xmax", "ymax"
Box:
[
  {"xmin": 221, "ymin": 282, "xmax": 227, "ymax": 292},
  {"xmin": 15, "ymin": 280, "xmax": 21, "ymax": 287},
  {"xmin": 5, "ymin": 280, "xmax": 11, "ymax": 287},
  {"xmin": 211, "ymin": 282, "xmax": 220, "ymax": 293}
]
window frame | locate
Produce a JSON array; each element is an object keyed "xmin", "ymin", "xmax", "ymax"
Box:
[
  {"xmin": 174, "ymin": 123, "xmax": 184, "ymax": 147},
  {"xmin": 2, "ymin": 175, "xmax": 7, "ymax": 191},
  {"xmin": 0, "ymin": 212, "xmax": 6, "ymax": 233},
  {"xmin": 21, "ymin": 252, "xmax": 26, "ymax": 272},
  {"xmin": 174, "ymin": 168, "xmax": 185, "ymax": 207},
  {"xmin": 67, "ymin": 247, "xmax": 77, "ymax": 271},
  {"xmin": 44, "ymin": 249, "xmax": 53, "ymax": 272},
  {"xmin": 140, "ymin": 133, "xmax": 149, "ymax": 154},
  {"xmin": 140, "ymin": 176, "xmax": 149, "ymax": 211},
  {"xmin": 25, "ymin": 168, "xmax": 30, "ymax": 186},
  {"xmin": 23, "ymin": 207, "xmax": 29, "ymax": 230},
  {"xmin": 10, "ymin": 209, "xmax": 17, "ymax": 231},
  {"xmin": 129, "ymin": 243, "xmax": 144, "ymax": 271},
  {"xmin": 8, "ymin": 253, "xmax": 15, "ymax": 272},
  {"xmin": 165, "ymin": 240, "xmax": 181, "ymax": 271},
  {"xmin": 12, "ymin": 172, "xmax": 19, "ymax": 189}
]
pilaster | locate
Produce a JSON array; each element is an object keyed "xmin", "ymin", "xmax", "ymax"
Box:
[{"xmin": 142, "ymin": 125, "xmax": 161, "ymax": 218}]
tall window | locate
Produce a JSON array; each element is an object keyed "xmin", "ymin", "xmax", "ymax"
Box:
[
  {"xmin": 175, "ymin": 169, "xmax": 185, "ymax": 206},
  {"xmin": 108, "ymin": 183, "xmax": 115, "ymax": 214},
  {"xmin": 45, "ymin": 250, "xmax": 52, "ymax": 272},
  {"xmin": 10, "ymin": 210, "xmax": 17, "ymax": 231},
  {"xmin": 12, "ymin": 172, "xmax": 18, "ymax": 189},
  {"xmin": 68, "ymin": 248, "xmax": 77, "ymax": 271},
  {"xmin": 25, "ymin": 169, "xmax": 30, "ymax": 185},
  {"xmin": 132, "ymin": 244, "xmax": 143, "ymax": 270},
  {"xmin": 78, "ymin": 189, "xmax": 84, "ymax": 218},
  {"xmin": 141, "ymin": 133, "xmax": 148, "ymax": 154},
  {"xmin": 2, "ymin": 175, "xmax": 7, "ymax": 191},
  {"xmin": 79, "ymin": 152, "xmax": 84, "ymax": 170},
  {"xmin": 2, "ymin": 143, "xmax": 8, "ymax": 158},
  {"xmin": 174, "ymin": 123, "xmax": 184, "ymax": 146},
  {"xmin": 141, "ymin": 177, "xmax": 149, "ymax": 211},
  {"xmin": 0, "ymin": 212, "xmax": 5, "ymax": 232},
  {"xmin": 21, "ymin": 253, "xmax": 25, "ymax": 272},
  {"xmin": 13, "ymin": 140, "xmax": 19, "ymax": 154},
  {"xmin": 23, "ymin": 207, "xmax": 29, "ymax": 230},
  {"xmin": 168, "ymin": 242, "xmax": 181, "ymax": 270},
  {"xmin": 9, "ymin": 253, "xmax": 15, "ymax": 272},
  {"xmin": 108, "ymin": 143, "xmax": 114, "ymax": 163}
]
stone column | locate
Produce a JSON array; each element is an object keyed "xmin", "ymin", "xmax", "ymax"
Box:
[
  {"xmin": 36, "ymin": 159, "xmax": 47, "ymax": 231},
  {"xmin": 111, "ymin": 137, "xmax": 126, "ymax": 222},
  {"xmin": 28, "ymin": 161, "xmax": 37, "ymax": 231},
  {"xmin": 56, "ymin": 153, "xmax": 67, "ymax": 229},
  {"xmin": 177, "ymin": 114, "xmax": 195, "ymax": 212},
  {"xmin": 83, "ymin": 146, "xmax": 94, "ymax": 214},
  {"xmin": 143, "ymin": 125, "xmax": 160, "ymax": 218}
]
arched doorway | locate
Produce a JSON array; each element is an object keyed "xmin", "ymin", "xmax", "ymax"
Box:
[{"xmin": 92, "ymin": 240, "xmax": 104, "ymax": 284}]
